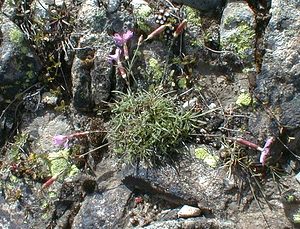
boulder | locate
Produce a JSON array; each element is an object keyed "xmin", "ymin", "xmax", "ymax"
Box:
[{"xmin": 0, "ymin": 14, "xmax": 41, "ymax": 102}]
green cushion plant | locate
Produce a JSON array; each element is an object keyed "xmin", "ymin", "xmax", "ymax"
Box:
[{"xmin": 109, "ymin": 90, "xmax": 202, "ymax": 167}]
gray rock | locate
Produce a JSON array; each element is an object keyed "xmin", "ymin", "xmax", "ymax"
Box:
[
  {"xmin": 121, "ymin": 146, "xmax": 290, "ymax": 227},
  {"xmin": 41, "ymin": 92, "xmax": 59, "ymax": 106},
  {"xmin": 107, "ymin": 0, "xmax": 121, "ymax": 13},
  {"xmin": 172, "ymin": 0, "xmax": 224, "ymax": 11},
  {"xmin": 22, "ymin": 112, "xmax": 73, "ymax": 153},
  {"xmin": 76, "ymin": 0, "xmax": 107, "ymax": 33},
  {"xmin": 220, "ymin": 1, "xmax": 256, "ymax": 68},
  {"xmin": 137, "ymin": 218, "xmax": 234, "ymax": 229},
  {"xmin": 1, "ymin": 0, "xmax": 19, "ymax": 20},
  {"xmin": 177, "ymin": 205, "xmax": 201, "ymax": 218},
  {"xmin": 71, "ymin": 56, "xmax": 93, "ymax": 111},
  {"xmin": 122, "ymin": 157, "xmax": 229, "ymax": 215},
  {"xmin": 253, "ymin": 0, "xmax": 300, "ymax": 141},
  {"xmin": 71, "ymin": 1, "xmax": 109, "ymax": 111},
  {"xmin": 71, "ymin": 0, "xmax": 136, "ymax": 111},
  {"xmin": 0, "ymin": 14, "xmax": 42, "ymax": 101},
  {"xmin": 0, "ymin": 193, "xmax": 30, "ymax": 229},
  {"xmin": 71, "ymin": 33, "xmax": 114, "ymax": 111},
  {"xmin": 72, "ymin": 185, "xmax": 131, "ymax": 229}
]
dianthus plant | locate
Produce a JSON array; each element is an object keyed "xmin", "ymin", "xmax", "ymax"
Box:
[{"xmin": 109, "ymin": 90, "xmax": 199, "ymax": 167}]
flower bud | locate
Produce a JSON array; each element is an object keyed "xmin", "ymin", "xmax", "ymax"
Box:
[{"xmin": 173, "ymin": 19, "xmax": 187, "ymax": 38}]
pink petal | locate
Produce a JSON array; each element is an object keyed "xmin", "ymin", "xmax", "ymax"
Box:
[
  {"xmin": 108, "ymin": 48, "xmax": 122, "ymax": 64},
  {"xmin": 122, "ymin": 30, "xmax": 133, "ymax": 42},
  {"xmin": 53, "ymin": 135, "xmax": 69, "ymax": 147},
  {"xmin": 113, "ymin": 33, "xmax": 124, "ymax": 46},
  {"xmin": 259, "ymin": 137, "xmax": 274, "ymax": 166}
]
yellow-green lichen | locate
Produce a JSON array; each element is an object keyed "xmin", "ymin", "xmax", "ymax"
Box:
[
  {"xmin": 9, "ymin": 28, "xmax": 24, "ymax": 44},
  {"xmin": 221, "ymin": 22, "xmax": 255, "ymax": 60},
  {"xmin": 135, "ymin": 4, "xmax": 152, "ymax": 33},
  {"xmin": 195, "ymin": 147, "xmax": 219, "ymax": 168},
  {"xmin": 286, "ymin": 195, "xmax": 296, "ymax": 203},
  {"xmin": 236, "ymin": 92, "xmax": 252, "ymax": 107},
  {"xmin": 293, "ymin": 209, "xmax": 300, "ymax": 224},
  {"xmin": 185, "ymin": 6, "xmax": 202, "ymax": 27},
  {"xmin": 48, "ymin": 149, "xmax": 79, "ymax": 178},
  {"xmin": 148, "ymin": 57, "xmax": 163, "ymax": 80}
]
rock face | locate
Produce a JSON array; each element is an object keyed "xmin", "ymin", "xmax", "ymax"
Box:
[
  {"xmin": 0, "ymin": 14, "xmax": 41, "ymax": 102},
  {"xmin": 71, "ymin": 0, "xmax": 113, "ymax": 111},
  {"xmin": 253, "ymin": 0, "xmax": 300, "ymax": 151},
  {"xmin": 1, "ymin": 0, "xmax": 300, "ymax": 228},
  {"xmin": 172, "ymin": 0, "xmax": 224, "ymax": 11},
  {"xmin": 72, "ymin": 186, "xmax": 131, "ymax": 229},
  {"xmin": 71, "ymin": 0, "xmax": 135, "ymax": 111},
  {"xmin": 220, "ymin": 1, "xmax": 256, "ymax": 68}
]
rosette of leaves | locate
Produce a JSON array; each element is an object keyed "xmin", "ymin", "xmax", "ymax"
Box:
[{"xmin": 109, "ymin": 90, "xmax": 199, "ymax": 167}]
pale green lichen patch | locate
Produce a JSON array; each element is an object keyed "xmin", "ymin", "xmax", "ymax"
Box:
[
  {"xmin": 185, "ymin": 6, "xmax": 202, "ymax": 27},
  {"xmin": 195, "ymin": 147, "xmax": 219, "ymax": 168},
  {"xmin": 148, "ymin": 57, "xmax": 164, "ymax": 80},
  {"xmin": 293, "ymin": 209, "xmax": 300, "ymax": 224},
  {"xmin": 48, "ymin": 149, "xmax": 79, "ymax": 178},
  {"xmin": 221, "ymin": 22, "xmax": 255, "ymax": 61},
  {"xmin": 9, "ymin": 27, "xmax": 29, "ymax": 57},
  {"xmin": 9, "ymin": 28, "xmax": 24, "ymax": 44},
  {"xmin": 134, "ymin": 3, "xmax": 152, "ymax": 33},
  {"xmin": 236, "ymin": 92, "xmax": 252, "ymax": 107}
]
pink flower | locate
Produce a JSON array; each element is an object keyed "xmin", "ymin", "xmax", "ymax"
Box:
[
  {"xmin": 113, "ymin": 30, "xmax": 133, "ymax": 46},
  {"xmin": 259, "ymin": 137, "xmax": 274, "ymax": 166},
  {"xmin": 53, "ymin": 135, "xmax": 69, "ymax": 148},
  {"xmin": 108, "ymin": 48, "xmax": 127, "ymax": 78},
  {"xmin": 108, "ymin": 47, "xmax": 122, "ymax": 64}
]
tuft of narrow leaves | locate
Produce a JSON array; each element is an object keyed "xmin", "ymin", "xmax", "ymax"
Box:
[{"xmin": 109, "ymin": 90, "xmax": 200, "ymax": 167}]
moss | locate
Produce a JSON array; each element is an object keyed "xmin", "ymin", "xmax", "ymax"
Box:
[
  {"xmin": 195, "ymin": 147, "xmax": 219, "ymax": 168},
  {"xmin": 236, "ymin": 92, "xmax": 252, "ymax": 107}
]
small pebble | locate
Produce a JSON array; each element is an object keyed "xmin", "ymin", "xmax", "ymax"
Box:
[
  {"xmin": 42, "ymin": 92, "xmax": 58, "ymax": 106},
  {"xmin": 178, "ymin": 205, "xmax": 201, "ymax": 218},
  {"xmin": 208, "ymin": 103, "xmax": 217, "ymax": 109},
  {"xmin": 183, "ymin": 97, "xmax": 197, "ymax": 109}
]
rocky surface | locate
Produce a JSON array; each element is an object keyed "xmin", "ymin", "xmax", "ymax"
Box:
[
  {"xmin": 172, "ymin": 0, "xmax": 224, "ymax": 11},
  {"xmin": 0, "ymin": 14, "xmax": 41, "ymax": 102},
  {"xmin": 253, "ymin": 0, "xmax": 300, "ymax": 155},
  {"xmin": 1, "ymin": 0, "xmax": 300, "ymax": 228}
]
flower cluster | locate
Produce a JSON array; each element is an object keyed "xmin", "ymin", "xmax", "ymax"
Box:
[
  {"xmin": 234, "ymin": 137, "xmax": 274, "ymax": 166},
  {"xmin": 52, "ymin": 131, "xmax": 101, "ymax": 148},
  {"xmin": 108, "ymin": 30, "xmax": 134, "ymax": 79}
]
